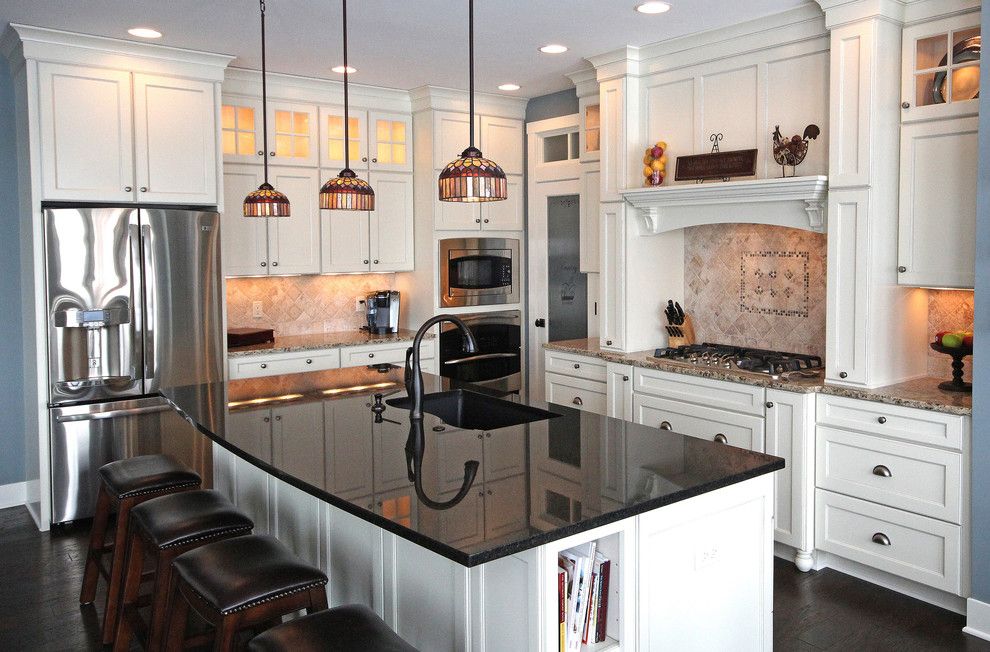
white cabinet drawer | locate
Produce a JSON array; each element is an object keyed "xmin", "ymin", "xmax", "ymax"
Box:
[
  {"xmin": 545, "ymin": 373, "xmax": 607, "ymax": 415},
  {"xmin": 341, "ymin": 341, "xmax": 429, "ymax": 368},
  {"xmin": 634, "ymin": 368, "xmax": 766, "ymax": 416},
  {"xmin": 544, "ymin": 350, "xmax": 607, "ymax": 382},
  {"xmin": 817, "ymin": 426, "xmax": 963, "ymax": 523},
  {"xmin": 815, "ymin": 490, "xmax": 962, "ymax": 594},
  {"xmin": 816, "ymin": 394, "xmax": 965, "ymax": 450},
  {"xmin": 633, "ymin": 394, "xmax": 765, "ymax": 452},
  {"xmin": 228, "ymin": 349, "xmax": 342, "ymax": 379}
]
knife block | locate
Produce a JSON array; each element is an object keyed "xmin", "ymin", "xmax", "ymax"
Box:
[{"xmin": 666, "ymin": 314, "xmax": 696, "ymax": 348}]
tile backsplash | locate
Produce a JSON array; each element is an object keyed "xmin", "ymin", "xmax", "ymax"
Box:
[
  {"xmin": 684, "ymin": 224, "xmax": 827, "ymax": 356},
  {"xmin": 226, "ymin": 274, "xmax": 395, "ymax": 336},
  {"xmin": 927, "ymin": 289, "xmax": 974, "ymax": 381}
]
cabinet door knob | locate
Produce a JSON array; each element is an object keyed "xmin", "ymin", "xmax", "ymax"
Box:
[
  {"xmin": 572, "ymin": 397, "xmax": 583, "ymax": 406},
  {"xmin": 275, "ymin": 415, "xmax": 282, "ymax": 421},
  {"xmin": 872, "ymin": 532, "xmax": 891, "ymax": 546},
  {"xmin": 257, "ymin": 150, "xmax": 264, "ymax": 156},
  {"xmin": 270, "ymin": 151, "xmax": 275, "ymax": 156},
  {"xmin": 872, "ymin": 464, "xmax": 892, "ymax": 478},
  {"xmin": 263, "ymin": 417, "xmax": 270, "ymax": 423},
  {"xmin": 659, "ymin": 421, "xmax": 672, "ymax": 431},
  {"xmin": 368, "ymin": 353, "xmax": 375, "ymax": 358},
  {"xmin": 713, "ymin": 433, "xmax": 728, "ymax": 444},
  {"xmin": 363, "ymin": 259, "xmax": 370, "ymax": 264},
  {"xmin": 475, "ymin": 218, "xmax": 481, "ymax": 224},
  {"xmin": 605, "ymin": 340, "xmax": 613, "ymax": 346},
  {"xmin": 901, "ymin": 101, "xmax": 910, "ymax": 109},
  {"xmin": 271, "ymin": 261, "xmax": 278, "ymax": 267},
  {"xmin": 897, "ymin": 266, "xmax": 907, "ymax": 273},
  {"xmin": 477, "ymin": 433, "xmax": 483, "ymax": 440},
  {"xmin": 573, "ymin": 363, "xmax": 581, "ymax": 369},
  {"xmin": 839, "ymin": 371, "xmax": 848, "ymax": 379},
  {"xmin": 877, "ymin": 416, "xmax": 887, "ymax": 424},
  {"xmin": 432, "ymin": 425, "xmax": 446, "ymax": 432},
  {"xmin": 139, "ymin": 187, "xmax": 148, "ymax": 193},
  {"xmin": 306, "ymin": 359, "xmax": 313, "ymax": 364},
  {"xmin": 485, "ymin": 432, "xmax": 491, "ymax": 438},
  {"xmin": 372, "ymin": 157, "xmax": 378, "ymax": 163},
  {"xmin": 261, "ymin": 262, "xmax": 267, "ymax": 267},
  {"xmin": 623, "ymin": 375, "xmax": 629, "ymax": 381},
  {"xmin": 765, "ymin": 401, "xmax": 774, "ymax": 408},
  {"xmin": 478, "ymin": 491, "xmax": 484, "ymax": 497},
  {"xmin": 260, "ymin": 363, "xmax": 268, "ymax": 369},
  {"xmin": 483, "ymin": 218, "xmax": 490, "ymax": 223},
  {"xmin": 362, "ymin": 157, "xmax": 368, "ymax": 162},
  {"xmin": 373, "ymin": 259, "xmax": 379, "ymax": 264},
  {"xmin": 486, "ymin": 489, "xmax": 493, "ymax": 495},
  {"xmin": 124, "ymin": 186, "xmax": 133, "ymax": 192}
]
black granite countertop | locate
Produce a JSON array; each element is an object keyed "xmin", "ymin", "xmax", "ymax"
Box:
[
  {"xmin": 163, "ymin": 366, "xmax": 783, "ymax": 567},
  {"xmin": 227, "ymin": 330, "xmax": 429, "ymax": 358}
]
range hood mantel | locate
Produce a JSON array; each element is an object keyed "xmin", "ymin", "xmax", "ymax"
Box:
[{"xmin": 620, "ymin": 175, "xmax": 828, "ymax": 235}]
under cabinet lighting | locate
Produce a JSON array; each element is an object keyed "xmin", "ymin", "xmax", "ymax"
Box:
[
  {"xmin": 498, "ymin": 83, "xmax": 521, "ymax": 91},
  {"xmin": 227, "ymin": 393, "xmax": 304, "ymax": 408},
  {"xmin": 127, "ymin": 27, "xmax": 162, "ymax": 39},
  {"xmin": 332, "ymin": 65, "xmax": 357, "ymax": 74},
  {"xmin": 636, "ymin": 2, "xmax": 671, "ymax": 14},
  {"xmin": 539, "ymin": 44, "xmax": 568, "ymax": 54},
  {"xmin": 322, "ymin": 382, "xmax": 396, "ymax": 396}
]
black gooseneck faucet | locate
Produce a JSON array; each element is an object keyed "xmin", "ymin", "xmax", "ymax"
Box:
[{"xmin": 405, "ymin": 314, "xmax": 478, "ymax": 421}]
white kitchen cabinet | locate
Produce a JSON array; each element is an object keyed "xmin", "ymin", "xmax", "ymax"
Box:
[
  {"xmin": 228, "ymin": 348, "xmax": 341, "ymax": 379},
  {"xmin": 320, "ymin": 105, "xmax": 367, "ymax": 170},
  {"xmin": 37, "ymin": 64, "xmax": 220, "ymax": 205},
  {"xmin": 271, "ymin": 402, "xmax": 326, "ymax": 488},
  {"xmin": 598, "ymin": 203, "xmax": 625, "ymax": 350},
  {"xmin": 544, "ymin": 349, "xmax": 607, "ymax": 382},
  {"xmin": 37, "ymin": 63, "xmax": 134, "ymax": 202},
  {"xmin": 479, "ymin": 175, "xmax": 524, "ymax": 231},
  {"xmin": 221, "ymin": 165, "xmax": 268, "ymax": 276},
  {"xmin": 320, "ymin": 107, "xmax": 413, "ymax": 174},
  {"xmin": 482, "ymin": 426, "xmax": 527, "ymax": 481},
  {"xmin": 132, "ymin": 74, "xmax": 218, "ymax": 204},
  {"xmin": 223, "ymin": 97, "xmax": 318, "ymax": 167},
  {"xmin": 825, "ymin": 189, "xmax": 870, "ymax": 386},
  {"xmin": 432, "ymin": 427, "xmax": 484, "ymax": 495},
  {"xmin": 484, "ymin": 474, "xmax": 527, "ymax": 540},
  {"xmin": 435, "ymin": 199, "xmax": 482, "ymax": 231},
  {"xmin": 373, "ymin": 416, "xmax": 411, "ymax": 494},
  {"xmin": 897, "ymin": 116, "xmax": 978, "ymax": 288},
  {"xmin": 221, "ymin": 96, "xmax": 265, "ymax": 165},
  {"xmin": 606, "ymin": 363, "xmax": 633, "ymax": 422},
  {"xmin": 900, "ymin": 15, "xmax": 981, "ymax": 124},
  {"xmin": 479, "ymin": 115, "xmax": 524, "ymax": 175},
  {"xmin": 765, "ymin": 390, "xmax": 815, "ymax": 571},
  {"xmin": 226, "ymin": 410, "xmax": 273, "ymax": 461},
  {"xmin": 634, "ymin": 367, "xmax": 766, "ymax": 416},
  {"xmin": 321, "ymin": 171, "xmax": 414, "ymax": 273},
  {"xmin": 432, "ymin": 111, "xmax": 474, "ymax": 170},
  {"xmin": 325, "ymin": 398, "xmax": 374, "ymax": 501},
  {"xmin": 579, "ymin": 165, "xmax": 601, "ymax": 273},
  {"xmin": 545, "ymin": 372, "xmax": 607, "ymax": 415},
  {"xmin": 340, "ymin": 340, "xmax": 431, "ymax": 368},
  {"xmin": 368, "ymin": 111, "xmax": 413, "ymax": 173},
  {"xmin": 633, "ymin": 393, "xmax": 765, "ymax": 451}
]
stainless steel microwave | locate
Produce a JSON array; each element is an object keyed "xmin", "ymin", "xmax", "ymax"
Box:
[{"xmin": 439, "ymin": 238, "xmax": 520, "ymax": 307}]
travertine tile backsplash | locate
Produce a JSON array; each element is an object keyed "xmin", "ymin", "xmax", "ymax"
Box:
[
  {"xmin": 226, "ymin": 274, "xmax": 395, "ymax": 336},
  {"xmin": 684, "ymin": 224, "xmax": 827, "ymax": 356},
  {"xmin": 927, "ymin": 289, "xmax": 974, "ymax": 381}
]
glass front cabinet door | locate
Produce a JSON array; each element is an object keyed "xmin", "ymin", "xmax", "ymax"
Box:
[
  {"xmin": 320, "ymin": 106, "xmax": 368, "ymax": 170},
  {"xmin": 223, "ymin": 97, "xmax": 318, "ymax": 167},
  {"xmin": 901, "ymin": 15, "xmax": 981, "ymax": 123},
  {"xmin": 221, "ymin": 98, "xmax": 265, "ymax": 165},
  {"xmin": 368, "ymin": 112, "xmax": 413, "ymax": 173}
]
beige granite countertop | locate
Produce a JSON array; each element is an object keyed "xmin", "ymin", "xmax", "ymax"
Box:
[
  {"xmin": 228, "ymin": 329, "xmax": 429, "ymax": 358},
  {"xmin": 544, "ymin": 339, "xmax": 971, "ymax": 416}
]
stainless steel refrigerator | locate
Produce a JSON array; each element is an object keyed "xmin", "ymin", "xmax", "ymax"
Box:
[{"xmin": 44, "ymin": 206, "xmax": 222, "ymax": 524}]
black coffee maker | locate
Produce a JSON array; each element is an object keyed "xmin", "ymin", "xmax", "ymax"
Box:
[{"xmin": 365, "ymin": 290, "xmax": 400, "ymax": 334}]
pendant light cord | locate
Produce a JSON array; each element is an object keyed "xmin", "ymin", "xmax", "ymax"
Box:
[
  {"xmin": 342, "ymin": 0, "xmax": 351, "ymax": 171},
  {"xmin": 260, "ymin": 0, "xmax": 270, "ymax": 185},
  {"xmin": 468, "ymin": 0, "xmax": 475, "ymax": 149}
]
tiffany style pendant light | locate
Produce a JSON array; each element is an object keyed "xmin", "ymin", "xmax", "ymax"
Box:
[
  {"xmin": 438, "ymin": 0, "xmax": 507, "ymax": 202},
  {"xmin": 243, "ymin": 0, "xmax": 290, "ymax": 217},
  {"xmin": 320, "ymin": 0, "xmax": 375, "ymax": 211}
]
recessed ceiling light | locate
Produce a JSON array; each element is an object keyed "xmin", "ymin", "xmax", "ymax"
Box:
[
  {"xmin": 498, "ymin": 83, "xmax": 521, "ymax": 91},
  {"xmin": 636, "ymin": 1, "xmax": 671, "ymax": 14},
  {"xmin": 331, "ymin": 65, "xmax": 357, "ymax": 74},
  {"xmin": 539, "ymin": 44, "xmax": 568, "ymax": 54},
  {"xmin": 127, "ymin": 27, "xmax": 162, "ymax": 39}
]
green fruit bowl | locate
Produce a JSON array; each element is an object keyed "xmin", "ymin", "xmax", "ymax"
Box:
[{"xmin": 929, "ymin": 342, "xmax": 972, "ymax": 393}]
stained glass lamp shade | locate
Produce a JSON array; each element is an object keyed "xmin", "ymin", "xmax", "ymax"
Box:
[
  {"xmin": 319, "ymin": 168, "xmax": 375, "ymax": 211},
  {"xmin": 438, "ymin": 146, "xmax": 507, "ymax": 202}
]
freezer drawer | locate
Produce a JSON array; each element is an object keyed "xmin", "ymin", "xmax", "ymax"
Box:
[{"xmin": 49, "ymin": 396, "xmax": 211, "ymax": 524}]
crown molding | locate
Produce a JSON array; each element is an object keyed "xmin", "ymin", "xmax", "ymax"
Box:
[
  {"xmin": 565, "ymin": 67, "xmax": 599, "ymax": 99},
  {"xmin": 408, "ymin": 85, "xmax": 527, "ymax": 118},
  {"xmin": 587, "ymin": 46, "xmax": 642, "ymax": 81},
  {"xmin": 223, "ymin": 67, "xmax": 412, "ymax": 113}
]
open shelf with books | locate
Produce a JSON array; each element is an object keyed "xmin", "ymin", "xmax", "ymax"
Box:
[{"xmin": 541, "ymin": 519, "xmax": 635, "ymax": 652}]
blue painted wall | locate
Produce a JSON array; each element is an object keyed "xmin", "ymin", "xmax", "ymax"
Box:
[
  {"xmin": 970, "ymin": 6, "xmax": 990, "ymax": 604},
  {"xmin": 525, "ymin": 88, "xmax": 579, "ymax": 123},
  {"xmin": 0, "ymin": 63, "xmax": 25, "ymax": 486}
]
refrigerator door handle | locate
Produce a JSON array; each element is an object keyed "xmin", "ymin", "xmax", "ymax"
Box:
[
  {"xmin": 55, "ymin": 404, "xmax": 171, "ymax": 423},
  {"xmin": 140, "ymin": 223, "xmax": 157, "ymax": 389},
  {"xmin": 128, "ymin": 221, "xmax": 142, "ymax": 385}
]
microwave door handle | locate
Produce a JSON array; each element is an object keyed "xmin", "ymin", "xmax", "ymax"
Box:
[{"xmin": 443, "ymin": 352, "xmax": 519, "ymax": 365}]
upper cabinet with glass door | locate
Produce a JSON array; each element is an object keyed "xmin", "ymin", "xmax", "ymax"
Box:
[
  {"xmin": 580, "ymin": 101, "xmax": 601, "ymax": 162},
  {"xmin": 368, "ymin": 112, "xmax": 412, "ymax": 172},
  {"xmin": 319, "ymin": 108, "xmax": 411, "ymax": 173},
  {"xmin": 320, "ymin": 106, "xmax": 367, "ymax": 170},
  {"xmin": 222, "ymin": 97, "xmax": 319, "ymax": 167},
  {"xmin": 901, "ymin": 15, "xmax": 981, "ymax": 123}
]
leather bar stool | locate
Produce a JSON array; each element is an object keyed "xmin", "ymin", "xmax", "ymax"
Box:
[
  {"xmin": 247, "ymin": 605, "xmax": 419, "ymax": 652},
  {"xmin": 80, "ymin": 454, "xmax": 201, "ymax": 645},
  {"xmin": 164, "ymin": 534, "xmax": 329, "ymax": 652},
  {"xmin": 112, "ymin": 490, "xmax": 254, "ymax": 652}
]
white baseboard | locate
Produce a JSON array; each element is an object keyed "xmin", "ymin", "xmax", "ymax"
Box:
[
  {"xmin": 964, "ymin": 598, "xmax": 990, "ymax": 642},
  {"xmin": 0, "ymin": 481, "xmax": 27, "ymax": 509}
]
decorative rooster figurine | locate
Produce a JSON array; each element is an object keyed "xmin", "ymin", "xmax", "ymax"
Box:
[{"xmin": 772, "ymin": 124, "xmax": 820, "ymax": 177}]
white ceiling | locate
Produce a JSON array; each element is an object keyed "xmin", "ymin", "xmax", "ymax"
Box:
[{"xmin": 1, "ymin": 0, "xmax": 811, "ymax": 98}]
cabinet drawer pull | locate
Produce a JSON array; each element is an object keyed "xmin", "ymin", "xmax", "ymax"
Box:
[
  {"xmin": 368, "ymin": 353, "xmax": 375, "ymax": 358},
  {"xmin": 872, "ymin": 464, "xmax": 892, "ymax": 478},
  {"xmin": 877, "ymin": 416, "xmax": 887, "ymax": 424},
  {"xmin": 260, "ymin": 363, "xmax": 268, "ymax": 369},
  {"xmin": 605, "ymin": 340, "xmax": 613, "ymax": 346},
  {"xmin": 572, "ymin": 397, "xmax": 583, "ymax": 406},
  {"xmin": 839, "ymin": 371, "xmax": 848, "ymax": 379},
  {"xmin": 573, "ymin": 363, "xmax": 581, "ymax": 369},
  {"xmin": 713, "ymin": 433, "xmax": 728, "ymax": 444},
  {"xmin": 659, "ymin": 421, "xmax": 672, "ymax": 431},
  {"xmin": 432, "ymin": 425, "xmax": 446, "ymax": 432},
  {"xmin": 872, "ymin": 532, "xmax": 891, "ymax": 546},
  {"xmin": 305, "ymin": 359, "xmax": 313, "ymax": 364}
]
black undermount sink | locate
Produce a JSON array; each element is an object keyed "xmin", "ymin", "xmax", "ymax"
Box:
[{"xmin": 388, "ymin": 389, "xmax": 561, "ymax": 430}]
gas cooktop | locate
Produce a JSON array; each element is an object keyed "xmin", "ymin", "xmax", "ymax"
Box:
[{"xmin": 652, "ymin": 343, "xmax": 824, "ymax": 380}]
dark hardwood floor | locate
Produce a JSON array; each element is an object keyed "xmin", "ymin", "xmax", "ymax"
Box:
[{"xmin": 1, "ymin": 505, "xmax": 988, "ymax": 651}]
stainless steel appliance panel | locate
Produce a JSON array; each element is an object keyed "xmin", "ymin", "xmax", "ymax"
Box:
[
  {"xmin": 439, "ymin": 238, "xmax": 519, "ymax": 307},
  {"xmin": 45, "ymin": 207, "xmax": 143, "ymax": 404},
  {"xmin": 141, "ymin": 209, "xmax": 223, "ymax": 392},
  {"xmin": 439, "ymin": 310, "xmax": 521, "ymax": 395}
]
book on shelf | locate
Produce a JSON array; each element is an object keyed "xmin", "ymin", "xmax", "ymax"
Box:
[
  {"xmin": 558, "ymin": 542, "xmax": 610, "ymax": 651},
  {"xmin": 558, "ymin": 564, "xmax": 567, "ymax": 652}
]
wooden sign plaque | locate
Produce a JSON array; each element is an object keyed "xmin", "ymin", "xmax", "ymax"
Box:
[{"xmin": 674, "ymin": 148, "xmax": 758, "ymax": 182}]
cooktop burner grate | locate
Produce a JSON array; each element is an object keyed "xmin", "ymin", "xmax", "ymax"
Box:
[{"xmin": 652, "ymin": 343, "xmax": 823, "ymax": 377}]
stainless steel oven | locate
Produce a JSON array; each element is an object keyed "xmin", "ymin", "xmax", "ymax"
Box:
[
  {"xmin": 439, "ymin": 310, "xmax": 521, "ymax": 396},
  {"xmin": 439, "ymin": 238, "xmax": 519, "ymax": 308}
]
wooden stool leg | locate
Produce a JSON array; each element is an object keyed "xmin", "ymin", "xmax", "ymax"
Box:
[
  {"xmin": 212, "ymin": 614, "xmax": 241, "ymax": 652},
  {"xmin": 146, "ymin": 549, "xmax": 178, "ymax": 652},
  {"xmin": 163, "ymin": 581, "xmax": 191, "ymax": 652},
  {"xmin": 102, "ymin": 496, "xmax": 135, "ymax": 644},
  {"xmin": 80, "ymin": 484, "xmax": 112, "ymax": 604},
  {"xmin": 112, "ymin": 527, "xmax": 146, "ymax": 652},
  {"xmin": 307, "ymin": 585, "xmax": 329, "ymax": 613}
]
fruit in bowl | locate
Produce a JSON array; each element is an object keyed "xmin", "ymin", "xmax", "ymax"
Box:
[{"xmin": 935, "ymin": 330, "xmax": 973, "ymax": 350}]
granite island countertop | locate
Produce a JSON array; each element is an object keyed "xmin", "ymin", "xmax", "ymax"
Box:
[
  {"xmin": 227, "ymin": 329, "xmax": 429, "ymax": 358},
  {"xmin": 162, "ymin": 365, "xmax": 783, "ymax": 567},
  {"xmin": 544, "ymin": 338, "xmax": 972, "ymax": 416}
]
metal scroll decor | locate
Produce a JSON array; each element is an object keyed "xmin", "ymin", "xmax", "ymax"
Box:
[{"xmin": 674, "ymin": 134, "xmax": 758, "ymax": 183}]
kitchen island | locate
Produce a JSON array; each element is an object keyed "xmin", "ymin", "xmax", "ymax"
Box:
[{"xmin": 163, "ymin": 365, "xmax": 783, "ymax": 651}]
